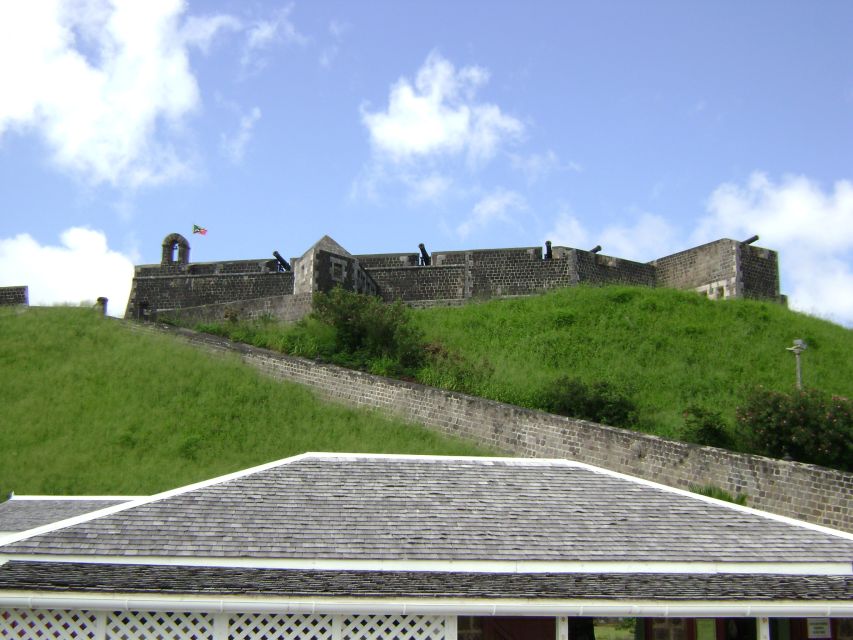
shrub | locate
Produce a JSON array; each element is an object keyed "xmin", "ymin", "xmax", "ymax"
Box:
[
  {"xmin": 680, "ymin": 405, "xmax": 733, "ymax": 449},
  {"xmin": 690, "ymin": 484, "xmax": 748, "ymax": 506},
  {"xmin": 312, "ymin": 287, "xmax": 425, "ymax": 373},
  {"xmin": 540, "ymin": 376, "xmax": 638, "ymax": 428},
  {"xmin": 418, "ymin": 342, "xmax": 493, "ymax": 395},
  {"xmin": 737, "ymin": 387, "xmax": 853, "ymax": 471}
]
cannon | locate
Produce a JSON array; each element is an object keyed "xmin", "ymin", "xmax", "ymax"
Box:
[
  {"xmin": 418, "ymin": 243, "xmax": 431, "ymax": 266},
  {"xmin": 590, "ymin": 245, "xmax": 602, "ymax": 254},
  {"xmin": 544, "ymin": 240, "xmax": 552, "ymax": 261},
  {"xmin": 743, "ymin": 235, "xmax": 759, "ymax": 245},
  {"xmin": 272, "ymin": 251, "xmax": 291, "ymax": 272}
]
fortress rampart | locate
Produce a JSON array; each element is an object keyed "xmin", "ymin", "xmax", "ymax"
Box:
[
  {"xmin": 125, "ymin": 233, "xmax": 782, "ymax": 321},
  {"xmin": 0, "ymin": 286, "xmax": 28, "ymax": 307}
]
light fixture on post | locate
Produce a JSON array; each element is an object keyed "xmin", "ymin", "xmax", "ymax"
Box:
[{"xmin": 786, "ymin": 339, "xmax": 807, "ymax": 390}]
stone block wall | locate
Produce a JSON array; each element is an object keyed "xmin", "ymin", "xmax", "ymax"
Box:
[
  {"xmin": 739, "ymin": 244, "xmax": 781, "ymax": 300},
  {"xmin": 573, "ymin": 250, "xmax": 657, "ymax": 287},
  {"xmin": 125, "ymin": 267, "xmax": 294, "ymax": 319},
  {"xmin": 430, "ymin": 247, "xmax": 579, "ymax": 299},
  {"xmin": 468, "ymin": 247, "xmax": 549, "ymax": 298},
  {"xmin": 365, "ymin": 247, "xmax": 659, "ymax": 304},
  {"xmin": 135, "ymin": 259, "xmax": 280, "ymax": 277},
  {"xmin": 314, "ymin": 250, "xmax": 378, "ymax": 296},
  {"xmin": 159, "ymin": 293, "xmax": 314, "ymax": 325},
  {"xmin": 138, "ymin": 323, "xmax": 853, "ymax": 533},
  {"xmin": 369, "ymin": 266, "xmax": 466, "ymax": 302},
  {"xmin": 356, "ymin": 252, "xmax": 420, "ymax": 268},
  {"xmin": 651, "ymin": 239, "xmax": 740, "ymax": 299},
  {"xmin": 127, "ymin": 233, "xmax": 783, "ymax": 322},
  {"xmin": 0, "ymin": 286, "xmax": 28, "ymax": 306}
]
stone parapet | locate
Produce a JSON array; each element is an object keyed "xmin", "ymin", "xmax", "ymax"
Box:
[{"xmin": 0, "ymin": 286, "xmax": 28, "ymax": 306}]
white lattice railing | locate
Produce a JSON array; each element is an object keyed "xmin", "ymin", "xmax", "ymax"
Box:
[{"xmin": 0, "ymin": 609, "xmax": 454, "ymax": 640}]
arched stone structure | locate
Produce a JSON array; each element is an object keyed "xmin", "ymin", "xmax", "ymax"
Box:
[{"xmin": 161, "ymin": 233, "xmax": 190, "ymax": 266}]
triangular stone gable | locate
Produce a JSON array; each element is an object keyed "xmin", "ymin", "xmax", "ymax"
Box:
[{"xmin": 309, "ymin": 235, "xmax": 351, "ymax": 258}]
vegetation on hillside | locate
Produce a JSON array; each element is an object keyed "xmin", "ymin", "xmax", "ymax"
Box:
[
  {"xmin": 0, "ymin": 307, "xmax": 489, "ymax": 496},
  {"xmin": 195, "ymin": 286, "xmax": 853, "ymax": 470}
]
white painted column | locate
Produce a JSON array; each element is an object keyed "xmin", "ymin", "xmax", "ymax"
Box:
[
  {"xmin": 94, "ymin": 610, "xmax": 106, "ymax": 640},
  {"xmin": 213, "ymin": 612, "xmax": 228, "ymax": 640},
  {"xmin": 557, "ymin": 616, "xmax": 570, "ymax": 640},
  {"xmin": 757, "ymin": 617, "xmax": 771, "ymax": 640},
  {"xmin": 445, "ymin": 615, "xmax": 458, "ymax": 640}
]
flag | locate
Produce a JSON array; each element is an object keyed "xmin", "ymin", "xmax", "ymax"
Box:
[{"xmin": 193, "ymin": 224, "xmax": 207, "ymax": 236}]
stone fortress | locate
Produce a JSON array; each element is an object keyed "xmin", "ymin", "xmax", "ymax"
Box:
[{"xmin": 125, "ymin": 232, "xmax": 782, "ymax": 322}]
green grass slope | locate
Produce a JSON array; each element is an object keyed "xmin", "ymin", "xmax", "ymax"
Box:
[
  {"xmin": 0, "ymin": 307, "xmax": 488, "ymax": 496},
  {"xmin": 415, "ymin": 286, "xmax": 853, "ymax": 439}
]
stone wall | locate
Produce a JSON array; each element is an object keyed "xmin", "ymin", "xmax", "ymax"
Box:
[
  {"xmin": 739, "ymin": 244, "xmax": 781, "ymax": 300},
  {"xmin": 573, "ymin": 250, "xmax": 657, "ymax": 286},
  {"xmin": 369, "ymin": 266, "xmax": 466, "ymax": 302},
  {"xmin": 356, "ymin": 252, "xmax": 420, "ymax": 268},
  {"xmin": 159, "ymin": 293, "xmax": 313, "ymax": 325},
  {"xmin": 138, "ymin": 322, "xmax": 853, "ymax": 533},
  {"xmin": 127, "ymin": 233, "xmax": 783, "ymax": 322},
  {"xmin": 125, "ymin": 266, "xmax": 294, "ymax": 319},
  {"xmin": 651, "ymin": 239, "xmax": 739, "ymax": 298},
  {"xmin": 314, "ymin": 250, "xmax": 378, "ymax": 296},
  {"xmin": 0, "ymin": 286, "xmax": 28, "ymax": 306}
]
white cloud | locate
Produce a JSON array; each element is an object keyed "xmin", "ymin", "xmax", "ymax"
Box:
[
  {"xmin": 241, "ymin": 4, "xmax": 306, "ymax": 71},
  {"xmin": 510, "ymin": 150, "xmax": 582, "ymax": 184},
  {"xmin": 220, "ymin": 106, "xmax": 261, "ymax": 164},
  {"xmin": 181, "ymin": 14, "xmax": 241, "ymax": 54},
  {"xmin": 319, "ymin": 20, "xmax": 348, "ymax": 69},
  {"xmin": 546, "ymin": 210, "xmax": 678, "ymax": 259},
  {"xmin": 695, "ymin": 172, "xmax": 853, "ymax": 325},
  {"xmin": 458, "ymin": 189, "xmax": 527, "ymax": 239},
  {"xmin": 0, "ymin": 228, "xmax": 134, "ymax": 317},
  {"xmin": 598, "ymin": 212, "xmax": 680, "ymax": 261},
  {"xmin": 405, "ymin": 173, "xmax": 452, "ymax": 205},
  {"xmin": 0, "ymin": 0, "xmax": 209, "ymax": 188},
  {"xmin": 545, "ymin": 208, "xmax": 591, "ymax": 249},
  {"xmin": 362, "ymin": 51, "xmax": 523, "ymax": 165}
]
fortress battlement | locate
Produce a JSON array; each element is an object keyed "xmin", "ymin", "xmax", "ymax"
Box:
[{"xmin": 125, "ymin": 233, "xmax": 781, "ymax": 322}]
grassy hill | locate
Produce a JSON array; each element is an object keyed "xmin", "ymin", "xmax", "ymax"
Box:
[
  {"xmin": 414, "ymin": 286, "xmax": 852, "ymax": 439},
  {"xmin": 197, "ymin": 285, "xmax": 852, "ymax": 453},
  {"xmin": 3, "ymin": 287, "xmax": 850, "ymax": 497},
  {"xmin": 0, "ymin": 307, "xmax": 488, "ymax": 497}
]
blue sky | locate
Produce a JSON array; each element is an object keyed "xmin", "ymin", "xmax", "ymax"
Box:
[{"xmin": 1, "ymin": 1, "xmax": 852, "ymax": 325}]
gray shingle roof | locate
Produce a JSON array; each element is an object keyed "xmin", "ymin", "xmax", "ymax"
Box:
[
  {"xmin": 3, "ymin": 455, "xmax": 852, "ymax": 563},
  {"xmin": 1, "ymin": 561, "xmax": 851, "ymax": 601},
  {"xmin": 0, "ymin": 498, "xmax": 133, "ymax": 533}
]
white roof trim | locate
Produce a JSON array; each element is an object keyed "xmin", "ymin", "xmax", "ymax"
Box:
[
  {"xmin": 2, "ymin": 452, "xmax": 851, "ymax": 549},
  {"xmin": 0, "ymin": 556, "xmax": 849, "ymax": 576},
  {"xmin": 1, "ymin": 592, "xmax": 851, "ymax": 617},
  {"xmin": 303, "ymin": 453, "xmax": 853, "ymax": 541}
]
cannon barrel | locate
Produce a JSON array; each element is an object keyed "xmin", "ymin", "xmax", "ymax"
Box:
[
  {"xmin": 418, "ymin": 243, "xmax": 431, "ymax": 266},
  {"xmin": 544, "ymin": 240, "xmax": 552, "ymax": 261},
  {"xmin": 590, "ymin": 245, "xmax": 602, "ymax": 254},
  {"xmin": 272, "ymin": 250, "xmax": 291, "ymax": 272},
  {"xmin": 743, "ymin": 235, "xmax": 759, "ymax": 245}
]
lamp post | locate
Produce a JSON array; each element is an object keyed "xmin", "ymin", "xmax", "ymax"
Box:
[{"xmin": 786, "ymin": 339, "xmax": 807, "ymax": 390}]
